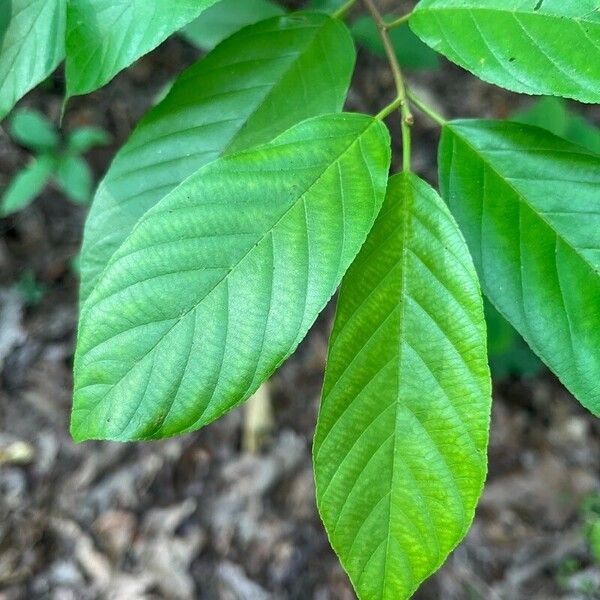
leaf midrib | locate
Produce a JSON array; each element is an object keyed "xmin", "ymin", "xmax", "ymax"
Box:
[
  {"xmin": 448, "ymin": 124, "xmax": 599, "ymax": 276},
  {"xmin": 380, "ymin": 178, "xmax": 412, "ymax": 600},
  {"xmin": 0, "ymin": 0, "xmax": 63, "ymax": 99}
]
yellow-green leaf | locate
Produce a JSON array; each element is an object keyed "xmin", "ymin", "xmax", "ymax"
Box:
[{"xmin": 314, "ymin": 173, "xmax": 491, "ymax": 600}]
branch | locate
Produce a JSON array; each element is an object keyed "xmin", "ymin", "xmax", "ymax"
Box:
[
  {"xmin": 363, "ymin": 0, "xmax": 413, "ymax": 171},
  {"xmin": 333, "ymin": 0, "xmax": 359, "ymax": 19},
  {"xmin": 384, "ymin": 12, "xmax": 412, "ymax": 30}
]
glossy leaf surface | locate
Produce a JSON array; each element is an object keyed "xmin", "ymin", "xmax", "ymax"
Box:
[
  {"xmin": 79, "ymin": 12, "xmax": 355, "ymax": 302},
  {"xmin": 411, "ymin": 0, "xmax": 600, "ymax": 103},
  {"xmin": 65, "ymin": 0, "xmax": 219, "ymax": 96},
  {"xmin": 439, "ymin": 120, "xmax": 600, "ymax": 415},
  {"xmin": 72, "ymin": 114, "xmax": 391, "ymax": 442},
  {"xmin": 314, "ymin": 173, "xmax": 491, "ymax": 600},
  {"xmin": 0, "ymin": 0, "xmax": 65, "ymax": 119}
]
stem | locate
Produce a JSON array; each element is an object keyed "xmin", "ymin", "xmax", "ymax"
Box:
[
  {"xmin": 363, "ymin": 0, "xmax": 413, "ymax": 171},
  {"xmin": 375, "ymin": 96, "xmax": 404, "ymax": 121},
  {"xmin": 384, "ymin": 12, "xmax": 412, "ymax": 30},
  {"xmin": 401, "ymin": 118, "xmax": 411, "ymax": 172},
  {"xmin": 242, "ymin": 382, "xmax": 274, "ymax": 454},
  {"xmin": 407, "ymin": 90, "xmax": 447, "ymax": 126},
  {"xmin": 333, "ymin": 0, "xmax": 358, "ymax": 19}
]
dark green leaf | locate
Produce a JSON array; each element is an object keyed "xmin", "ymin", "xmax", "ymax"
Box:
[
  {"xmin": 351, "ymin": 16, "xmax": 439, "ymax": 70},
  {"xmin": 10, "ymin": 108, "xmax": 60, "ymax": 151},
  {"xmin": 439, "ymin": 119, "xmax": 600, "ymax": 415},
  {"xmin": 309, "ymin": 0, "xmax": 346, "ymax": 12},
  {"xmin": 181, "ymin": 0, "xmax": 284, "ymax": 50},
  {"xmin": 65, "ymin": 0, "xmax": 220, "ymax": 97},
  {"xmin": 484, "ymin": 299, "xmax": 542, "ymax": 379},
  {"xmin": 0, "ymin": 0, "xmax": 66, "ymax": 119},
  {"xmin": 79, "ymin": 13, "xmax": 355, "ymax": 302},
  {"xmin": 72, "ymin": 113, "xmax": 391, "ymax": 441},
  {"xmin": 512, "ymin": 97, "xmax": 600, "ymax": 155},
  {"xmin": 314, "ymin": 173, "xmax": 491, "ymax": 600},
  {"xmin": 411, "ymin": 0, "xmax": 600, "ymax": 103},
  {"xmin": 0, "ymin": 0, "xmax": 10, "ymax": 45},
  {"xmin": 56, "ymin": 154, "xmax": 93, "ymax": 203},
  {"xmin": 1, "ymin": 155, "xmax": 54, "ymax": 216}
]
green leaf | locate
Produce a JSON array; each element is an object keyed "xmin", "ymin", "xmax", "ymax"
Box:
[
  {"xmin": 67, "ymin": 126, "xmax": 111, "ymax": 153},
  {"xmin": 512, "ymin": 97, "xmax": 600, "ymax": 155},
  {"xmin": 79, "ymin": 13, "xmax": 355, "ymax": 303},
  {"xmin": 65, "ymin": 0, "xmax": 220, "ymax": 97},
  {"xmin": 1, "ymin": 155, "xmax": 55, "ymax": 216},
  {"xmin": 10, "ymin": 108, "xmax": 60, "ymax": 151},
  {"xmin": 0, "ymin": 0, "xmax": 66, "ymax": 120},
  {"xmin": 439, "ymin": 119, "xmax": 600, "ymax": 415},
  {"xmin": 56, "ymin": 154, "xmax": 93, "ymax": 203},
  {"xmin": 410, "ymin": 0, "xmax": 600, "ymax": 103},
  {"xmin": 181, "ymin": 0, "xmax": 284, "ymax": 50},
  {"xmin": 314, "ymin": 173, "xmax": 491, "ymax": 600},
  {"xmin": 564, "ymin": 116, "xmax": 600, "ymax": 157},
  {"xmin": 590, "ymin": 520, "xmax": 600, "ymax": 565},
  {"xmin": 0, "ymin": 0, "xmax": 10, "ymax": 45},
  {"xmin": 72, "ymin": 113, "xmax": 391, "ymax": 442},
  {"xmin": 351, "ymin": 16, "xmax": 439, "ymax": 70}
]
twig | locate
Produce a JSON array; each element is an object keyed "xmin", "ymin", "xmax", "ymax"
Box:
[
  {"xmin": 363, "ymin": 0, "xmax": 413, "ymax": 171},
  {"xmin": 333, "ymin": 0, "xmax": 359, "ymax": 19},
  {"xmin": 384, "ymin": 12, "xmax": 412, "ymax": 30},
  {"xmin": 407, "ymin": 90, "xmax": 447, "ymax": 126},
  {"xmin": 242, "ymin": 382, "xmax": 274, "ymax": 453}
]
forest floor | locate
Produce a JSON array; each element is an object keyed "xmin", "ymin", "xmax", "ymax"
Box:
[{"xmin": 2, "ymin": 3, "xmax": 600, "ymax": 599}]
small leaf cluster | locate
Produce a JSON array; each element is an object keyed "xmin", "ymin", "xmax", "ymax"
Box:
[
  {"xmin": 1, "ymin": 1, "xmax": 600, "ymax": 599},
  {"xmin": 1, "ymin": 109, "xmax": 109, "ymax": 216}
]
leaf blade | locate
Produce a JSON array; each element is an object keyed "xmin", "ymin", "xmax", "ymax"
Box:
[
  {"xmin": 439, "ymin": 119, "xmax": 600, "ymax": 415},
  {"xmin": 79, "ymin": 12, "xmax": 356, "ymax": 302},
  {"xmin": 67, "ymin": 126, "xmax": 111, "ymax": 153},
  {"xmin": 56, "ymin": 154, "xmax": 93, "ymax": 204},
  {"xmin": 0, "ymin": 0, "xmax": 65, "ymax": 120},
  {"xmin": 1, "ymin": 155, "xmax": 54, "ymax": 216},
  {"xmin": 65, "ymin": 0, "xmax": 220, "ymax": 96},
  {"xmin": 314, "ymin": 173, "xmax": 491, "ymax": 600},
  {"xmin": 410, "ymin": 0, "xmax": 600, "ymax": 103},
  {"xmin": 0, "ymin": 0, "xmax": 10, "ymax": 45},
  {"xmin": 72, "ymin": 113, "xmax": 391, "ymax": 442},
  {"xmin": 10, "ymin": 108, "xmax": 60, "ymax": 151}
]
